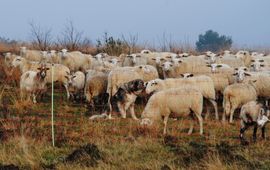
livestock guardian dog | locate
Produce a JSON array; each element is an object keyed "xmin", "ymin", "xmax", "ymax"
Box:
[{"xmin": 113, "ymin": 79, "xmax": 145, "ymax": 120}]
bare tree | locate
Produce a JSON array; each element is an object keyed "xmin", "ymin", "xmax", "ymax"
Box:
[
  {"xmin": 58, "ymin": 21, "xmax": 91, "ymax": 51},
  {"xmin": 121, "ymin": 34, "xmax": 139, "ymax": 54},
  {"xmin": 29, "ymin": 21, "xmax": 52, "ymax": 50}
]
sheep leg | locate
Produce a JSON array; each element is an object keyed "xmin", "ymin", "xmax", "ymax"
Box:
[
  {"xmin": 261, "ymin": 126, "xmax": 266, "ymax": 139},
  {"xmin": 229, "ymin": 106, "xmax": 236, "ymax": 124},
  {"xmin": 129, "ymin": 103, "xmax": 138, "ymax": 120},
  {"xmin": 194, "ymin": 112, "xmax": 204, "ymax": 135},
  {"xmin": 209, "ymin": 99, "xmax": 219, "ymax": 120},
  {"xmin": 63, "ymin": 84, "xmax": 70, "ymax": 100},
  {"xmin": 32, "ymin": 93, "xmax": 37, "ymax": 103},
  {"xmin": 108, "ymin": 96, "xmax": 113, "ymax": 119},
  {"xmin": 253, "ymin": 124, "xmax": 258, "ymax": 142},
  {"xmin": 163, "ymin": 115, "xmax": 169, "ymax": 135},
  {"xmin": 204, "ymin": 102, "xmax": 210, "ymax": 121},
  {"xmin": 188, "ymin": 113, "xmax": 195, "ymax": 135}
]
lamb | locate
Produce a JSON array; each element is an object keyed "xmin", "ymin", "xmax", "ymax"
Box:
[
  {"xmin": 20, "ymin": 64, "xmax": 49, "ymax": 103},
  {"xmin": 141, "ymin": 87, "xmax": 204, "ymax": 135},
  {"xmin": 222, "ymin": 82, "xmax": 257, "ymax": 123},
  {"xmin": 145, "ymin": 75, "xmax": 219, "ymax": 120},
  {"xmin": 113, "ymin": 79, "xmax": 145, "ymax": 120},
  {"xmin": 239, "ymin": 101, "xmax": 270, "ymax": 143},
  {"xmin": 66, "ymin": 71, "xmax": 85, "ymax": 99}
]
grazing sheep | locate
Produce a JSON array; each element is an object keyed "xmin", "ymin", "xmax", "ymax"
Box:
[
  {"xmin": 20, "ymin": 64, "xmax": 49, "ymax": 103},
  {"xmin": 239, "ymin": 101, "xmax": 270, "ymax": 143},
  {"xmin": 145, "ymin": 75, "xmax": 218, "ymax": 120},
  {"xmin": 222, "ymin": 82, "xmax": 258, "ymax": 123},
  {"xmin": 141, "ymin": 87, "xmax": 204, "ymax": 135},
  {"xmin": 113, "ymin": 79, "xmax": 145, "ymax": 120},
  {"xmin": 85, "ymin": 74, "xmax": 108, "ymax": 108},
  {"xmin": 12, "ymin": 56, "xmax": 40, "ymax": 73}
]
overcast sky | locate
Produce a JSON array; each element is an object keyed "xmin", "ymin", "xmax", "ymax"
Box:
[{"xmin": 1, "ymin": 0, "xmax": 270, "ymax": 47}]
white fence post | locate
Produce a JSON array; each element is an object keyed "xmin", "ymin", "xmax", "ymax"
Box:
[{"xmin": 51, "ymin": 63, "xmax": 55, "ymax": 147}]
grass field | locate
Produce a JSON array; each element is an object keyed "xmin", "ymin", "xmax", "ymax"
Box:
[{"xmin": 1, "ymin": 57, "xmax": 270, "ymax": 170}]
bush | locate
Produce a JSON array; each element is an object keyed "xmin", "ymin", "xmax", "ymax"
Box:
[{"xmin": 196, "ymin": 30, "xmax": 232, "ymax": 52}]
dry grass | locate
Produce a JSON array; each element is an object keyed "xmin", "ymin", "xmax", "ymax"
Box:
[{"xmin": 1, "ymin": 44, "xmax": 270, "ymax": 169}]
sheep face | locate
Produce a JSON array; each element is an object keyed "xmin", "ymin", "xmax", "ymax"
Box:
[
  {"xmin": 236, "ymin": 50, "xmax": 249, "ymax": 59},
  {"xmin": 94, "ymin": 53, "xmax": 106, "ymax": 63},
  {"xmin": 152, "ymin": 57, "xmax": 166, "ymax": 65},
  {"xmin": 20, "ymin": 47, "xmax": 27, "ymax": 54},
  {"xmin": 161, "ymin": 61, "xmax": 173, "ymax": 72},
  {"xmin": 145, "ymin": 79, "xmax": 161, "ymax": 94},
  {"xmin": 205, "ymin": 51, "xmax": 216, "ymax": 63},
  {"xmin": 12, "ymin": 56, "xmax": 23, "ymax": 67},
  {"xmin": 127, "ymin": 54, "xmax": 141, "ymax": 64},
  {"xmin": 37, "ymin": 65, "xmax": 50, "ymax": 79},
  {"xmin": 233, "ymin": 67, "xmax": 250, "ymax": 83},
  {"xmin": 108, "ymin": 58, "xmax": 119, "ymax": 65},
  {"xmin": 250, "ymin": 59, "xmax": 265, "ymax": 71},
  {"xmin": 207, "ymin": 63, "xmax": 223, "ymax": 73},
  {"xmin": 140, "ymin": 118, "xmax": 153, "ymax": 126},
  {"xmin": 141, "ymin": 49, "xmax": 151, "ymax": 54},
  {"xmin": 180, "ymin": 73, "xmax": 194, "ymax": 79}
]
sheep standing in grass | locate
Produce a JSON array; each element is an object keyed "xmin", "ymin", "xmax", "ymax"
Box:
[
  {"xmin": 20, "ymin": 64, "xmax": 49, "ymax": 103},
  {"xmin": 66, "ymin": 71, "xmax": 85, "ymax": 99},
  {"xmin": 145, "ymin": 75, "xmax": 218, "ymax": 120},
  {"xmin": 141, "ymin": 87, "xmax": 204, "ymax": 135},
  {"xmin": 239, "ymin": 101, "xmax": 270, "ymax": 143},
  {"xmin": 222, "ymin": 82, "xmax": 257, "ymax": 123}
]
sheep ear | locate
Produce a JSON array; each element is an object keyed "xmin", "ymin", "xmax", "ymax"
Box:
[
  {"xmin": 232, "ymin": 73, "xmax": 238, "ymax": 76},
  {"xmin": 46, "ymin": 68, "xmax": 50, "ymax": 70},
  {"xmin": 152, "ymin": 58, "xmax": 156, "ymax": 61},
  {"xmin": 66, "ymin": 71, "xmax": 70, "ymax": 75},
  {"xmin": 180, "ymin": 74, "xmax": 184, "ymax": 77},
  {"xmin": 216, "ymin": 65, "xmax": 223, "ymax": 68},
  {"xmin": 251, "ymin": 59, "xmax": 255, "ymax": 62},
  {"xmin": 160, "ymin": 58, "xmax": 165, "ymax": 61},
  {"xmin": 250, "ymin": 64, "xmax": 254, "ymax": 67},
  {"xmin": 139, "ymin": 66, "xmax": 143, "ymax": 69},
  {"xmin": 137, "ymin": 55, "xmax": 141, "ymax": 58},
  {"xmin": 189, "ymin": 74, "xmax": 194, "ymax": 77},
  {"xmin": 243, "ymin": 68, "xmax": 248, "ymax": 71},
  {"xmin": 234, "ymin": 68, "xmax": 238, "ymax": 71},
  {"xmin": 244, "ymin": 73, "xmax": 251, "ymax": 76},
  {"xmin": 259, "ymin": 59, "xmax": 264, "ymax": 62},
  {"xmin": 37, "ymin": 67, "xmax": 41, "ymax": 70},
  {"xmin": 166, "ymin": 56, "xmax": 172, "ymax": 58},
  {"xmin": 206, "ymin": 64, "xmax": 211, "ymax": 67},
  {"xmin": 260, "ymin": 64, "xmax": 265, "ymax": 67},
  {"xmin": 178, "ymin": 60, "xmax": 182, "ymax": 63},
  {"xmin": 64, "ymin": 76, "xmax": 69, "ymax": 79}
]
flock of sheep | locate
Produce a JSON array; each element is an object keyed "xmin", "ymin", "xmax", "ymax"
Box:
[{"xmin": 3, "ymin": 47, "xmax": 270, "ymax": 143}]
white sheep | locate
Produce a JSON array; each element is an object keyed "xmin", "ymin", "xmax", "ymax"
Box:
[
  {"xmin": 20, "ymin": 64, "xmax": 49, "ymax": 103},
  {"xmin": 122, "ymin": 53, "xmax": 148, "ymax": 66},
  {"xmin": 206, "ymin": 63, "xmax": 231, "ymax": 73},
  {"xmin": 145, "ymin": 75, "xmax": 218, "ymax": 120},
  {"xmin": 141, "ymin": 87, "xmax": 204, "ymax": 135},
  {"xmin": 20, "ymin": 47, "xmax": 46, "ymax": 62},
  {"xmin": 59, "ymin": 49, "xmax": 92, "ymax": 72},
  {"xmin": 222, "ymin": 82, "xmax": 257, "ymax": 123},
  {"xmin": 66, "ymin": 71, "xmax": 85, "ymax": 98},
  {"xmin": 239, "ymin": 101, "xmax": 270, "ymax": 143}
]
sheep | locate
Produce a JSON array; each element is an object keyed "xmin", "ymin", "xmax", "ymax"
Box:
[
  {"xmin": 204, "ymin": 51, "xmax": 217, "ymax": 64},
  {"xmin": 141, "ymin": 49, "xmax": 152, "ymax": 54},
  {"xmin": 239, "ymin": 101, "xmax": 270, "ymax": 143},
  {"xmin": 250, "ymin": 59, "xmax": 269, "ymax": 72},
  {"xmin": 59, "ymin": 49, "xmax": 92, "ymax": 72},
  {"xmin": 85, "ymin": 74, "xmax": 108, "ymax": 108},
  {"xmin": 122, "ymin": 53, "xmax": 147, "ymax": 66},
  {"xmin": 161, "ymin": 57, "xmax": 210, "ymax": 78},
  {"xmin": 113, "ymin": 79, "xmax": 145, "ymax": 120},
  {"xmin": 20, "ymin": 64, "xmax": 49, "ymax": 103},
  {"xmin": 20, "ymin": 47, "xmax": 46, "ymax": 62},
  {"xmin": 145, "ymin": 75, "xmax": 219, "ymax": 120},
  {"xmin": 206, "ymin": 63, "xmax": 231, "ymax": 73},
  {"xmin": 66, "ymin": 71, "xmax": 85, "ymax": 99},
  {"xmin": 222, "ymin": 82, "xmax": 258, "ymax": 123},
  {"xmin": 84, "ymin": 70, "xmax": 106, "ymax": 97},
  {"xmin": 235, "ymin": 50, "xmax": 252, "ymax": 67},
  {"xmin": 12, "ymin": 56, "xmax": 72, "ymax": 99},
  {"xmin": 4, "ymin": 52, "xmax": 17, "ymax": 67},
  {"xmin": 141, "ymin": 87, "xmax": 204, "ymax": 135},
  {"xmin": 12, "ymin": 56, "xmax": 40, "ymax": 73},
  {"xmin": 47, "ymin": 50, "xmax": 61, "ymax": 64}
]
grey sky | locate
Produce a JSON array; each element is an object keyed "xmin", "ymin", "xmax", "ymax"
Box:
[{"xmin": 1, "ymin": 0, "xmax": 270, "ymax": 47}]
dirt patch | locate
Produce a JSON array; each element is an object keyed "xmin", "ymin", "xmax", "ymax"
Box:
[
  {"xmin": 65, "ymin": 143, "xmax": 103, "ymax": 167},
  {"xmin": 0, "ymin": 164, "xmax": 19, "ymax": 170}
]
